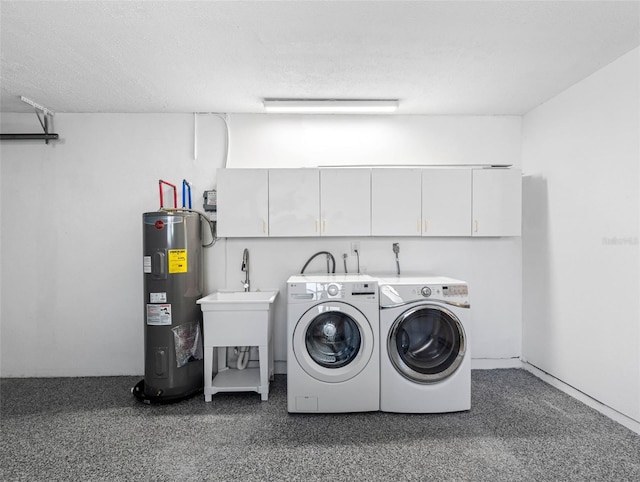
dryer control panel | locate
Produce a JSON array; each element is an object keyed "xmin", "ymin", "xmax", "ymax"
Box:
[
  {"xmin": 379, "ymin": 280, "xmax": 469, "ymax": 308},
  {"xmin": 443, "ymin": 284, "xmax": 468, "ymax": 297}
]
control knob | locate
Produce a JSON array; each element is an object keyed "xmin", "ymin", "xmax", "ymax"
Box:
[
  {"xmin": 327, "ymin": 284, "xmax": 340, "ymax": 296},
  {"xmin": 420, "ymin": 286, "xmax": 432, "ymax": 297}
]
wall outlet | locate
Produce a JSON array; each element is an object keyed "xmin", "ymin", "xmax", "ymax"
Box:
[{"xmin": 350, "ymin": 241, "xmax": 360, "ymax": 256}]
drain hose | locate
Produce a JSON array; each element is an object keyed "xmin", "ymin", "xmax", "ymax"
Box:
[{"xmin": 237, "ymin": 346, "xmax": 250, "ymax": 370}]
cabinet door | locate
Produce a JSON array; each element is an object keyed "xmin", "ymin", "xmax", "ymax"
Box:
[
  {"xmin": 320, "ymin": 168, "xmax": 371, "ymax": 236},
  {"xmin": 422, "ymin": 169, "xmax": 472, "ymax": 236},
  {"xmin": 472, "ymin": 168, "xmax": 522, "ymax": 237},
  {"xmin": 216, "ymin": 168, "xmax": 269, "ymax": 237},
  {"xmin": 269, "ymin": 169, "xmax": 320, "ymax": 237},
  {"xmin": 371, "ymin": 168, "xmax": 422, "ymax": 236}
]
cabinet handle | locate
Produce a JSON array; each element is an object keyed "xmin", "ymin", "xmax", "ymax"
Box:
[
  {"xmin": 474, "ymin": 220, "xmax": 478, "ymax": 233},
  {"xmin": 315, "ymin": 220, "xmax": 318, "ymax": 233},
  {"xmin": 322, "ymin": 220, "xmax": 326, "ymax": 233},
  {"xmin": 263, "ymin": 220, "xmax": 267, "ymax": 234},
  {"xmin": 423, "ymin": 219, "xmax": 428, "ymax": 233}
]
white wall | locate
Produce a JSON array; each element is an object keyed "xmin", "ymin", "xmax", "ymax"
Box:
[
  {"xmin": 522, "ymin": 47, "xmax": 640, "ymax": 422},
  {"xmin": 0, "ymin": 113, "xmax": 228, "ymax": 376},
  {"xmin": 0, "ymin": 112, "xmax": 522, "ymax": 377},
  {"xmin": 228, "ymin": 114, "xmax": 521, "ymax": 167}
]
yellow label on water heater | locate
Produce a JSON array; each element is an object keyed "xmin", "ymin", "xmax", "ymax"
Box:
[{"xmin": 168, "ymin": 249, "xmax": 187, "ymax": 273}]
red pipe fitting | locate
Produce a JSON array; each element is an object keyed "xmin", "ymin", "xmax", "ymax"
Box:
[{"xmin": 159, "ymin": 180, "xmax": 177, "ymax": 209}]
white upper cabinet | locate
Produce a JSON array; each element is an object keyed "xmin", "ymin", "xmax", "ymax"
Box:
[
  {"xmin": 216, "ymin": 168, "xmax": 269, "ymax": 237},
  {"xmin": 422, "ymin": 169, "xmax": 472, "ymax": 237},
  {"xmin": 371, "ymin": 168, "xmax": 422, "ymax": 236},
  {"xmin": 320, "ymin": 168, "xmax": 371, "ymax": 236},
  {"xmin": 269, "ymin": 169, "xmax": 320, "ymax": 237},
  {"xmin": 472, "ymin": 168, "xmax": 522, "ymax": 236},
  {"xmin": 216, "ymin": 166, "xmax": 521, "ymax": 238}
]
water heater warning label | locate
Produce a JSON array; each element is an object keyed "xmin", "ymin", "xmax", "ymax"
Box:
[
  {"xmin": 147, "ymin": 304, "xmax": 172, "ymax": 326},
  {"xmin": 168, "ymin": 249, "xmax": 187, "ymax": 273}
]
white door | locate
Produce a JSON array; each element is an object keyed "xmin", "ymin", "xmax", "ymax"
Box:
[
  {"xmin": 387, "ymin": 304, "xmax": 467, "ymax": 383},
  {"xmin": 371, "ymin": 168, "xmax": 422, "ymax": 236},
  {"xmin": 422, "ymin": 169, "xmax": 472, "ymax": 236},
  {"xmin": 320, "ymin": 168, "xmax": 371, "ymax": 236},
  {"xmin": 472, "ymin": 168, "xmax": 522, "ymax": 236},
  {"xmin": 269, "ymin": 169, "xmax": 320, "ymax": 237},
  {"xmin": 216, "ymin": 168, "xmax": 269, "ymax": 237},
  {"xmin": 293, "ymin": 302, "xmax": 374, "ymax": 383}
]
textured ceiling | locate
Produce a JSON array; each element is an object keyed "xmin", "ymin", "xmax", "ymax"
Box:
[{"xmin": 1, "ymin": 1, "xmax": 639, "ymax": 115}]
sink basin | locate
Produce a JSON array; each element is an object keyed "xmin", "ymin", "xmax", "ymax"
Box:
[{"xmin": 197, "ymin": 290, "xmax": 278, "ymax": 311}]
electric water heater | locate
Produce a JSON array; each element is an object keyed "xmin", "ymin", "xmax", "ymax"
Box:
[{"xmin": 136, "ymin": 210, "xmax": 204, "ymax": 403}]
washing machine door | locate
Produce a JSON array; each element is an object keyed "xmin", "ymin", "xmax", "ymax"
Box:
[
  {"xmin": 293, "ymin": 302, "xmax": 374, "ymax": 383},
  {"xmin": 388, "ymin": 304, "xmax": 466, "ymax": 384}
]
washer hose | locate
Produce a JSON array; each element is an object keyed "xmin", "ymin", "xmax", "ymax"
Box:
[{"xmin": 300, "ymin": 251, "xmax": 336, "ymax": 274}]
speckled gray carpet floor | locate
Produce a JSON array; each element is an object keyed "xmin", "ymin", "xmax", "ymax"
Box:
[{"xmin": 1, "ymin": 369, "xmax": 638, "ymax": 481}]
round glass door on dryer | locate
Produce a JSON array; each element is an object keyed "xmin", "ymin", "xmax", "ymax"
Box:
[
  {"xmin": 293, "ymin": 302, "xmax": 374, "ymax": 383},
  {"xmin": 388, "ymin": 304, "xmax": 466, "ymax": 384}
]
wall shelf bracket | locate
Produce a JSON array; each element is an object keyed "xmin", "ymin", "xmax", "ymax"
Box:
[{"xmin": 0, "ymin": 96, "xmax": 59, "ymax": 144}]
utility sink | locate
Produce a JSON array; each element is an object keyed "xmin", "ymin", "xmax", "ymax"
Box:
[{"xmin": 197, "ymin": 290, "xmax": 279, "ymax": 402}]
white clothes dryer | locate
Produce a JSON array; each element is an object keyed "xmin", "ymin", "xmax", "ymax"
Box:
[
  {"xmin": 287, "ymin": 274, "xmax": 379, "ymax": 413},
  {"xmin": 378, "ymin": 276, "xmax": 471, "ymax": 413}
]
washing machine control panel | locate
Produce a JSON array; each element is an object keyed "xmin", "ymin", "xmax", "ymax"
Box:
[
  {"xmin": 321, "ymin": 282, "xmax": 377, "ymax": 300},
  {"xmin": 350, "ymin": 282, "xmax": 376, "ymax": 296},
  {"xmin": 289, "ymin": 280, "xmax": 378, "ymax": 302}
]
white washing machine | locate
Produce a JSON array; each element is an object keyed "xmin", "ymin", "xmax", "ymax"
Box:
[
  {"xmin": 287, "ymin": 274, "xmax": 379, "ymax": 413},
  {"xmin": 378, "ymin": 276, "xmax": 471, "ymax": 413}
]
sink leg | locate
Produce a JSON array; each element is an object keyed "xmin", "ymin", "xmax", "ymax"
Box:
[
  {"xmin": 259, "ymin": 345, "xmax": 269, "ymax": 401},
  {"xmin": 204, "ymin": 345, "xmax": 214, "ymax": 402}
]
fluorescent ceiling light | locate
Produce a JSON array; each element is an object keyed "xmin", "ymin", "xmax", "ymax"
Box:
[{"xmin": 263, "ymin": 99, "xmax": 399, "ymax": 114}]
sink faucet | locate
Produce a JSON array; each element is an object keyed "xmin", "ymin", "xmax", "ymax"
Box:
[{"xmin": 241, "ymin": 248, "xmax": 250, "ymax": 292}]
